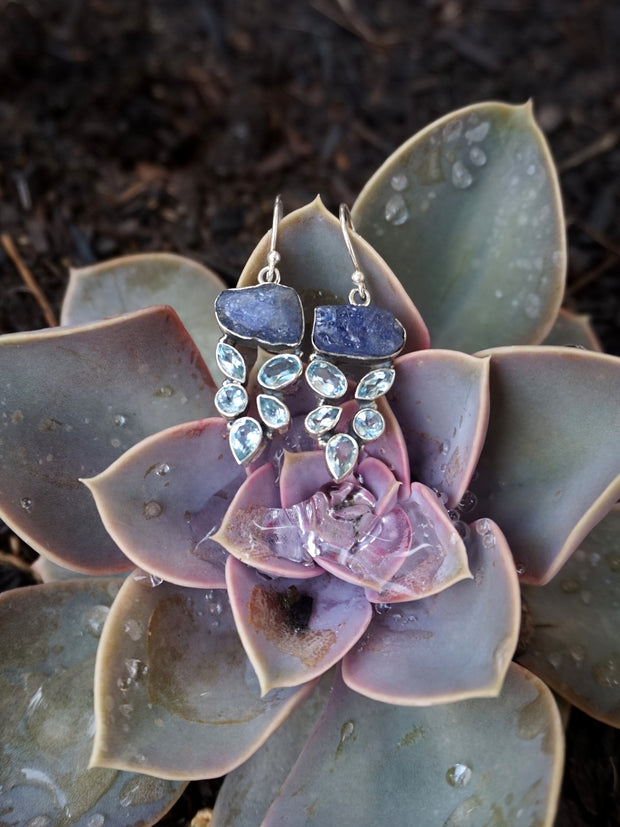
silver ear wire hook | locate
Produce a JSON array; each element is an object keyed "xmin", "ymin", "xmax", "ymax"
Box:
[
  {"xmin": 339, "ymin": 204, "xmax": 370, "ymax": 307},
  {"xmin": 258, "ymin": 194, "xmax": 283, "ymax": 284}
]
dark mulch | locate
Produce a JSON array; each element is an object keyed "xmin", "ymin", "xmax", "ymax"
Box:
[{"xmin": 0, "ymin": 1, "xmax": 619, "ymax": 824}]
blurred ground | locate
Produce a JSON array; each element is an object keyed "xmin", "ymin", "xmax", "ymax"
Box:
[{"xmin": 0, "ymin": 1, "xmax": 618, "ymax": 824}]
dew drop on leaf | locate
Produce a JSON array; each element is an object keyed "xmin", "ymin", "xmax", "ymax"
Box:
[{"xmin": 446, "ymin": 763, "xmax": 473, "ymax": 787}]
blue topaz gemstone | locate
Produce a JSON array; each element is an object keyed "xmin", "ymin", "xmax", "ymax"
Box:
[
  {"xmin": 215, "ymin": 384, "xmax": 248, "ymax": 418},
  {"xmin": 305, "ymin": 359, "xmax": 347, "ymax": 399},
  {"xmin": 258, "ymin": 354, "xmax": 303, "ymax": 390},
  {"xmin": 257, "ymin": 394, "xmax": 290, "ymax": 430},
  {"xmin": 352, "ymin": 407, "xmax": 385, "ymax": 441},
  {"xmin": 355, "ymin": 368, "xmax": 395, "ymax": 401},
  {"xmin": 215, "ymin": 283, "xmax": 304, "ymax": 350},
  {"xmin": 216, "ymin": 341, "xmax": 246, "ymax": 382},
  {"xmin": 325, "ymin": 433, "xmax": 359, "ymax": 481},
  {"xmin": 312, "ymin": 305, "xmax": 406, "ymax": 360},
  {"xmin": 304, "ymin": 405, "xmax": 342, "ymax": 436},
  {"xmin": 229, "ymin": 416, "xmax": 264, "ymax": 464}
]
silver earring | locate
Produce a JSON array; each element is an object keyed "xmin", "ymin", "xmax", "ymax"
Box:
[
  {"xmin": 214, "ymin": 195, "xmax": 304, "ymax": 464},
  {"xmin": 304, "ymin": 204, "xmax": 406, "ymax": 481}
]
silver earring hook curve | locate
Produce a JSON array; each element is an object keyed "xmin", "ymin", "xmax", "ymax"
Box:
[
  {"xmin": 339, "ymin": 203, "xmax": 370, "ymax": 306},
  {"xmin": 258, "ymin": 194, "xmax": 283, "ymax": 284}
]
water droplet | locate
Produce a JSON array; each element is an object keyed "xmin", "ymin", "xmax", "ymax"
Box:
[
  {"xmin": 20, "ymin": 496, "xmax": 33, "ymax": 512},
  {"xmin": 143, "ymin": 500, "xmax": 163, "ymax": 519},
  {"xmin": 458, "ymin": 491, "xmax": 477, "ymax": 513},
  {"xmin": 440, "ymin": 440, "xmax": 451, "ymax": 455},
  {"xmin": 447, "ymin": 509, "xmax": 460, "ymax": 522},
  {"xmin": 569, "ymin": 644, "xmax": 586, "ymax": 664},
  {"xmin": 527, "ymin": 164, "xmax": 537, "ymax": 176},
  {"xmin": 113, "ymin": 414, "xmax": 127, "ymax": 427},
  {"xmin": 339, "ymin": 720, "xmax": 355, "ymax": 744},
  {"xmin": 453, "ymin": 521, "xmax": 470, "ymax": 540},
  {"xmin": 451, "ymin": 161, "xmax": 473, "ymax": 189},
  {"xmin": 119, "ymin": 703, "xmax": 133, "ymax": 717},
  {"xmin": 384, "ymin": 194, "xmax": 409, "ymax": 226},
  {"xmin": 465, "ymin": 121, "xmax": 490, "ymax": 142},
  {"xmin": 592, "ymin": 653, "xmax": 620, "ymax": 687},
  {"xmin": 443, "ymin": 119, "xmax": 463, "ymax": 143},
  {"xmin": 475, "ymin": 519, "xmax": 491, "ymax": 535},
  {"xmin": 208, "ymin": 601, "xmax": 223, "ymax": 617},
  {"xmin": 390, "ymin": 172, "xmax": 408, "ymax": 191},
  {"xmin": 125, "ymin": 657, "xmax": 148, "ymax": 682},
  {"xmin": 84, "ymin": 604, "xmax": 110, "ymax": 638},
  {"xmin": 155, "ymin": 463, "xmax": 170, "ymax": 476},
  {"xmin": 446, "ymin": 763, "xmax": 473, "ymax": 787},
  {"xmin": 149, "ymin": 574, "xmax": 163, "ymax": 587},
  {"xmin": 110, "ymin": 437, "xmax": 121, "ymax": 448},
  {"xmin": 87, "ymin": 816, "xmax": 105, "ymax": 827},
  {"xmin": 469, "ymin": 146, "xmax": 487, "ymax": 166},
  {"xmin": 482, "ymin": 532, "xmax": 496, "ymax": 549},
  {"xmin": 524, "ymin": 292, "xmax": 542, "ymax": 319},
  {"xmin": 560, "ymin": 578, "xmax": 580, "ymax": 594},
  {"xmin": 25, "ymin": 818, "xmax": 53, "ymax": 827},
  {"xmin": 515, "ymin": 563, "xmax": 526, "ymax": 576},
  {"xmin": 605, "ymin": 550, "xmax": 620, "ymax": 572},
  {"xmin": 374, "ymin": 602, "xmax": 392, "ymax": 615},
  {"xmin": 548, "ymin": 651, "xmax": 562, "ymax": 668},
  {"xmin": 154, "ymin": 384, "xmax": 175, "ymax": 398},
  {"xmin": 124, "ymin": 618, "xmax": 144, "ymax": 641}
]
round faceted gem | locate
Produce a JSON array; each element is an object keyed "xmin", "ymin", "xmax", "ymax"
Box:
[
  {"xmin": 352, "ymin": 407, "xmax": 385, "ymax": 442},
  {"xmin": 229, "ymin": 416, "xmax": 264, "ymax": 465},
  {"xmin": 257, "ymin": 353, "xmax": 303, "ymax": 390},
  {"xmin": 257, "ymin": 394, "xmax": 290, "ymax": 430},
  {"xmin": 305, "ymin": 359, "xmax": 347, "ymax": 399},
  {"xmin": 325, "ymin": 433, "xmax": 359, "ymax": 481},
  {"xmin": 216, "ymin": 341, "xmax": 246, "ymax": 382},
  {"xmin": 215, "ymin": 383, "xmax": 248, "ymax": 418},
  {"xmin": 355, "ymin": 367, "xmax": 395, "ymax": 401},
  {"xmin": 304, "ymin": 405, "xmax": 342, "ymax": 436}
]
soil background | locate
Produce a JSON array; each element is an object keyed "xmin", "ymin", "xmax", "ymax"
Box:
[{"xmin": 0, "ymin": 1, "xmax": 619, "ymax": 824}]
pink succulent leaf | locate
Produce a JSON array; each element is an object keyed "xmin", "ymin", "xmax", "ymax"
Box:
[
  {"xmin": 237, "ymin": 197, "xmax": 430, "ymax": 355},
  {"xmin": 226, "ymin": 557, "xmax": 372, "ymax": 694},
  {"xmin": 279, "ymin": 450, "xmax": 334, "ymax": 508},
  {"xmin": 343, "ymin": 519, "xmax": 520, "ymax": 704},
  {"xmin": 387, "ymin": 350, "xmax": 490, "ymax": 508},
  {"xmin": 472, "ymin": 346, "xmax": 620, "ymax": 585},
  {"xmin": 0, "ymin": 306, "xmax": 217, "ymax": 574},
  {"xmin": 212, "ymin": 463, "xmax": 324, "ymax": 579},
  {"xmin": 261, "ymin": 664, "xmax": 563, "ymax": 827},
  {"xmin": 365, "ymin": 483, "xmax": 471, "ymax": 603},
  {"xmin": 84, "ymin": 418, "xmax": 246, "ymax": 588},
  {"xmin": 91, "ymin": 572, "xmax": 317, "ymax": 780}
]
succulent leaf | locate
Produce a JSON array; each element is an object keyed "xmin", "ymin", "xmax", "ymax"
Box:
[
  {"xmin": 0, "ymin": 579, "xmax": 186, "ymax": 824},
  {"xmin": 541, "ymin": 307, "xmax": 603, "ymax": 350},
  {"xmin": 91, "ymin": 572, "xmax": 316, "ymax": 779},
  {"xmin": 0, "ymin": 307, "xmax": 217, "ymax": 573},
  {"xmin": 472, "ymin": 347, "xmax": 620, "ymax": 585},
  {"xmin": 388, "ymin": 349, "xmax": 490, "ymax": 507},
  {"xmin": 518, "ymin": 506, "xmax": 620, "ymax": 726},
  {"xmin": 62, "ymin": 252, "xmax": 227, "ymax": 377},
  {"xmin": 261, "ymin": 664, "xmax": 563, "ymax": 826},
  {"xmin": 226, "ymin": 556, "xmax": 372, "ymax": 694},
  {"xmin": 237, "ymin": 197, "xmax": 430, "ymax": 354},
  {"xmin": 352, "ymin": 102, "xmax": 566, "ymax": 352},
  {"xmin": 343, "ymin": 519, "xmax": 519, "ymax": 703},
  {"xmin": 84, "ymin": 418, "xmax": 246, "ymax": 588}
]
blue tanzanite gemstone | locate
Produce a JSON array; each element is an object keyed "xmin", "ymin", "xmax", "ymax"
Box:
[
  {"xmin": 311, "ymin": 305, "xmax": 405, "ymax": 360},
  {"xmin": 215, "ymin": 283, "xmax": 304, "ymax": 350}
]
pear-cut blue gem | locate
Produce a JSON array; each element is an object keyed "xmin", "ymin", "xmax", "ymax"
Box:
[
  {"xmin": 355, "ymin": 368, "xmax": 395, "ymax": 401},
  {"xmin": 312, "ymin": 305, "xmax": 405, "ymax": 360},
  {"xmin": 325, "ymin": 433, "xmax": 359, "ymax": 481},
  {"xmin": 304, "ymin": 405, "xmax": 342, "ymax": 436},
  {"xmin": 352, "ymin": 407, "xmax": 385, "ymax": 441},
  {"xmin": 305, "ymin": 360, "xmax": 347, "ymax": 399},
  {"xmin": 258, "ymin": 354, "xmax": 302, "ymax": 390},
  {"xmin": 216, "ymin": 341, "xmax": 246, "ymax": 382},
  {"xmin": 215, "ymin": 384, "xmax": 248, "ymax": 418},
  {"xmin": 215, "ymin": 283, "xmax": 304, "ymax": 349},
  {"xmin": 229, "ymin": 417, "xmax": 264, "ymax": 464},
  {"xmin": 257, "ymin": 394, "xmax": 290, "ymax": 430}
]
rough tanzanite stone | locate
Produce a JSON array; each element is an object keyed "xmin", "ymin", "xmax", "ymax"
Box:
[
  {"xmin": 215, "ymin": 283, "xmax": 304, "ymax": 349},
  {"xmin": 311, "ymin": 305, "xmax": 406, "ymax": 360}
]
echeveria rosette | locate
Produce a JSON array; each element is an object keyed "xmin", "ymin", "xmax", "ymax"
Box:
[{"xmin": 0, "ymin": 102, "xmax": 618, "ymax": 826}]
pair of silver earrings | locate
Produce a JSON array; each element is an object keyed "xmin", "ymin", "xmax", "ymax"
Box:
[{"xmin": 213, "ymin": 197, "xmax": 406, "ymax": 481}]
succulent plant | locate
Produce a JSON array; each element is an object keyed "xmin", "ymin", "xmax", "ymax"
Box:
[{"xmin": 1, "ymin": 101, "xmax": 619, "ymax": 826}]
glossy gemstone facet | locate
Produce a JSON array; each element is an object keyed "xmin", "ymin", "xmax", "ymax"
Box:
[
  {"xmin": 215, "ymin": 384, "xmax": 248, "ymax": 418},
  {"xmin": 355, "ymin": 368, "xmax": 395, "ymax": 401},
  {"xmin": 304, "ymin": 405, "xmax": 342, "ymax": 436},
  {"xmin": 229, "ymin": 416, "xmax": 264, "ymax": 465},
  {"xmin": 216, "ymin": 341, "xmax": 246, "ymax": 383},
  {"xmin": 352, "ymin": 407, "xmax": 385, "ymax": 441},
  {"xmin": 312, "ymin": 304, "xmax": 406, "ymax": 360},
  {"xmin": 258, "ymin": 354, "xmax": 303, "ymax": 390},
  {"xmin": 257, "ymin": 394, "xmax": 290, "ymax": 430},
  {"xmin": 305, "ymin": 360, "xmax": 347, "ymax": 399},
  {"xmin": 325, "ymin": 433, "xmax": 359, "ymax": 481},
  {"xmin": 215, "ymin": 283, "xmax": 304, "ymax": 349}
]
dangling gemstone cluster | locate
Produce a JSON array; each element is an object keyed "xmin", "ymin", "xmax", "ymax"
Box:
[{"xmin": 304, "ymin": 303, "xmax": 405, "ymax": 482}]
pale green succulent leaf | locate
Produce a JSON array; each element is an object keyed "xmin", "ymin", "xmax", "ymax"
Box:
[
  {"xmin": 0, "ymin": 578, "xmax": 185, "ymax": 825},
  {"xmin": 61, "ymin": 252, "xmax": 227, "ymax": 377},
  {"xmin": 472, "ymin": 347, "xmax": 620, "ymax": 585},
  {"xmin": 261, "ymin": 664, "xmax": 563, "ymax": 826},
  {"xmin": 91, "ymin": 572, "xmax": 316, "ymax": 780},
  {"xmin": 0, "ymin": 307, "xmax": 217, "ymax": 574},
  {"xmin": 518, "ymin": 506, "xmax": 620, "ymax": 727},
  {"xmin": 541, "ymin": 307, "xmax": 603, "ymax": 350},
  {"xmin": 352, "ymin": 101, "xmax": 565, "ymax": 352}
]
